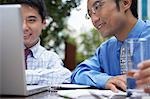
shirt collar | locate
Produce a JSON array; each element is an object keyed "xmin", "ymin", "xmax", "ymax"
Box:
[
  {"xmin": 29, "ymin": 39, "xmax": 41, "ymax": 59},
  {"xmin": 127, "ymin": 19, "xmax": 146, "ymax": 39},
  {"xmin": 115, "ymin": 19, "xmax": 146, "ymax": 50}
]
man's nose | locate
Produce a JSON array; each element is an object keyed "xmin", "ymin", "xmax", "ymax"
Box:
[
  {"xmin": 22, "ymin": 20, "xmax": 29, "ymax": 30},
  {"xmin": 91, "ymin": 14, "xmax": 100, "ymax": 25}
]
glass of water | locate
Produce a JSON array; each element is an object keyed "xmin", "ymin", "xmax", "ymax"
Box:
[{"xmin": 125, "ymin": 38, "xmax": 150, "ymax": 97}]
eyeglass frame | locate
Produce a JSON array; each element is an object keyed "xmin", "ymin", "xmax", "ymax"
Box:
[{"xmin": 85, "ymin": 0, "xmax": 105, "ymax": 19}]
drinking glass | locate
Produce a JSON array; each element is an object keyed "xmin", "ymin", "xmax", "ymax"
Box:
[{"xmin": 125, "ymin": 38, "xmax": 150, "ymax": 97}]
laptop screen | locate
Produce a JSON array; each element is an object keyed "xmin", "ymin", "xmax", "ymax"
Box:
[
  {"xmin": 0, "ymin": 4, "xmax": 28, "ymax": 95},
  {"xmin": 0, "ymin": 5, "xmax": 2, "ymax": 94}
]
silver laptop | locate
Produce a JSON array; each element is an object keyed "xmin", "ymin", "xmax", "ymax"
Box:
[
  {"xmin": 0, "ymin": 7, "xmax": 2, "ymax": 94},
  {"xmin": 0, "ymin": 4, "xmax": 49, "ymax": 96}
]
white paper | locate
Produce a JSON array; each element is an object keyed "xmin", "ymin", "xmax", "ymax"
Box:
[
  {"xmin": 52, "ymin": 84, "xmax": 90, "ymax": 89},
  {"xmin": 57, "ymin": 89, "xmax": 126, "ymax": 99}
]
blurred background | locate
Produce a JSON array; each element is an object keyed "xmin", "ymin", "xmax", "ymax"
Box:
[{"xmin": 0, "ymin": 0, "xmax": 150, "ymax": 71}]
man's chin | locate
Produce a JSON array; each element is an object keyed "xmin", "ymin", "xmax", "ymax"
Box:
[
  {"xmin": 101, "ymin": 32, "xmax": 112, "ymax": 38},
  {"xmin": 24, "ymin": 41, "xmax": 31, "ymax": 48}
]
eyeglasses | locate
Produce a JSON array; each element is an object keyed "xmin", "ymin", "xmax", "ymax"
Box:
[{"xmin": 85, "ymin": 0, "xmax": 105, "ymax": 19}]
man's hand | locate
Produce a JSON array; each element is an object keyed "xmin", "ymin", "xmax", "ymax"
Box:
[
  {"xmin": 134, "ymin": 60, "xmax": 150, "ymax": 93},
  {"xmin": 105, "ymin": 75, "xmax": 126, "ymax": 92}
]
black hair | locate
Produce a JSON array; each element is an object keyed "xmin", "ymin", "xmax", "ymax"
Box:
[
  {"xmin": 6, "ymin": 0, "xmax": 47, "ymax": 21},
  {"xmin": 115, "ymin": 0, "xmax": 138, "ymax": 18}
]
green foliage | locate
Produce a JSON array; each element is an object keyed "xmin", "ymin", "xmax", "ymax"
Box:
[
  {"xmin": 76, "ymin": 28, "xmax": 107, "ymax": 64},
  {"xmin": 42, "ymin": 0, "xmax": 80, "ymax": 51},
  {"xmin": 0, "ymin": 0, "xmax": 7, "ymax": 3}
]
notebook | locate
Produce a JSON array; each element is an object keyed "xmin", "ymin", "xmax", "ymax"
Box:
[
  {"xmin": 0, "ymin": 7, "xmax": 2, "ymax": 94},
  {"xmin": 0, "ymin": 4, "xmax": 49, "ymax": 96}
]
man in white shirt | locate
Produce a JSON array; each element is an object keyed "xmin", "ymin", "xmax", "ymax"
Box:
[{"xmin": 9, "ymin": 0, "xmax": 71, "ymax": 85}]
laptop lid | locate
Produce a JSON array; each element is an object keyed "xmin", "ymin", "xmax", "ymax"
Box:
[
  {"xmin": 0, "ymin": 4, "xmax": 28, "ymax": 96},
  {"xmin": 0, "ymin": 6, "xmax": 2, "ymax": 94},
  {"xmin": 0, "ymin": 4, "xmax": 49, "ymax": 96}
]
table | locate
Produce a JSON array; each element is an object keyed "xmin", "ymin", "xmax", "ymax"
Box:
[
  {"xmin": 1, "ymin": 89, "xmax": 150, "ymax": 99},
  {"xmin": 1, "ymin": 91, "xmax": 59, "ymax": 99}
]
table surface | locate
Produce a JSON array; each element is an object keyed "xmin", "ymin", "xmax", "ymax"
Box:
[{"xmin": 1, "ymin": 90, "xmax": 150, "ymax": 99}]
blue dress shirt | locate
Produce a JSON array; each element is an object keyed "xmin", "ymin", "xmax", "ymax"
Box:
[{"xmin": 71, "ymin": 19, "xmax": 150, "ymax": 89}]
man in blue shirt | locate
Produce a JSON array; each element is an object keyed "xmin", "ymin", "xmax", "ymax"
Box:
[{"xmin": 71, "ymin": 0, "xmax": 150, "ymax": 92}]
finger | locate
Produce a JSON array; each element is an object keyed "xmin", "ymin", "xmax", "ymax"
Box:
[
  {"xmin": 118, "ymin": 76, "xmax": 126, "ymax": 84},
  {"xmin": 138, "ymin": 60, "xmax": 150, "ymax": 70},
  {"xmin": 107, "ymin": 83, "xmax": 118, "ymax": 93},
  {"xmin": 139, "ymin": 68, "xmax": 150, "ymax": 77},
  {"xmin": 114, "ymin": 75, "xmax": 126, "ymax": 84},
  {"xmin": 134, "ymin": 68, "xmax": 150, "ymax": 79},
  {"xmin": 144, "ymin": 88, "xmax": 150, "ymax": 93},
  {"xmin": 136, "ymin": 76, "xmax": 150, "ymax": 85},
  {"xmin": 133, "ymin": 72, "xmax": 140, "ymax": 79},
  {"xmin": 115, "ymin": 80, "xmax": 126, "ymax": 91}
]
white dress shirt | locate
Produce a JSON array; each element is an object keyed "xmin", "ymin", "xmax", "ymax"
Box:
[{"xmin": 25, "ymin": 40, "xmax": 72, "ymax": 85}]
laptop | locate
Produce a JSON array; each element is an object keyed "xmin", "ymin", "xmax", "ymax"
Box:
[
  {"xmin": 0, "ymin": 4, "xmax": 49, "ymax": 96},
  {"xmin": 0, "ymin": 7, "xmax": 2, "ymax": 94}
]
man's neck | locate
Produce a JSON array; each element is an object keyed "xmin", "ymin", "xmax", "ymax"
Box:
[
  {"xmin": 115, "ymin": 15, "xmax": 138, "ymax": 42},
  {"xmin": 25, "ymin": 39, "xmax": 39, "ymax": 49}
]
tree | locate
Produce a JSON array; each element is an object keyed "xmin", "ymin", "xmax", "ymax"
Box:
[
  {"xmin": 42, "ymin": 0, "xmax": 81, "ymax": 52},
  {"xmin": 76, "ymin": 28, "xmax": 108, "ymax": 64}
]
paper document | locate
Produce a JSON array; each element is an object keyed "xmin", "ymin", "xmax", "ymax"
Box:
[
  {"xmin": 51, "ymin": 84, "xmax": 90, "ymax": 89},
  {"xmin": 57, "ymin": 89, "xmax": 126, "ymax": 99}
]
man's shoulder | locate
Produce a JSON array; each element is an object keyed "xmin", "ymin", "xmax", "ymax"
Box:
[
  {"xmin": 38, "ymin": 45, "xmax": 60, "ymax": 57},
  {"xmin": 144, "ymin": 20, "xmax": 150, "ymax": 24},
  {"xmin": 94, "ymin": 37, "xmax": 118, "ymax": 53},
  {"xmin": 141, "ymin": 20, "xmax": 150, "ymax": 37},
  {"xmin": 101, "ymin": 37, "xmax": 117, "ymax": 47},
  {"xmin": 143, "ymin": 20, "xmax": 150, "ymax": 29}
]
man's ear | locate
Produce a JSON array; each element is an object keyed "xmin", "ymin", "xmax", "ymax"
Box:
[
  {"xmin": 42, "ymin": 20, "xmax": 47, "ymax": 29},
  {"xmin": 119, "ymin": 0, "xmax": 132, "ymax": 12}
]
